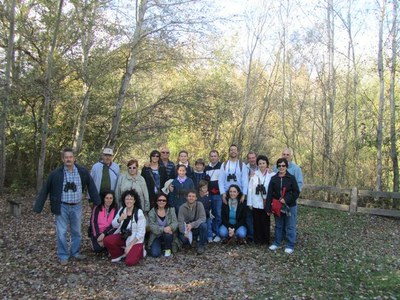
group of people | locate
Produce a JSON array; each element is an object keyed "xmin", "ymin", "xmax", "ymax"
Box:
[{"xmin": 34, "ymin": 144, "xmax": 303, "ymax": 266}]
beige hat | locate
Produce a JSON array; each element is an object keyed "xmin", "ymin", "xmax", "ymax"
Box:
[
  {"xmin": 102, "ymin": 148, "xmax": 113, "ymax": 155},
  {"xmin": 161, "ymin": 179, "xmax": 174, "ymax": 195}
]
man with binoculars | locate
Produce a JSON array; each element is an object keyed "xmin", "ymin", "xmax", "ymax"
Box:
[
  {"xmin": 218, "ymin": 144, "xmax": 248, "ymax": 205},
  {"xmin": 34, "ymin": 147, "xmax": 100, "ymax": 266}
]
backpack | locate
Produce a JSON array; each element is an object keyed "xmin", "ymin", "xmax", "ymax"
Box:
[{"xmin": 223, "ymin": 160, "xmax": 244, "ymax": 172}]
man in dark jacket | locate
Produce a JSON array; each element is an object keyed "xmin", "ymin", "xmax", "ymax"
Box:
[{"xmin": 34, "ymin": 147, "xmax": 100, "ymax": 265}]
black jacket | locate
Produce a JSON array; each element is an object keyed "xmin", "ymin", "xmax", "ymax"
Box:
[
  {"xmin": 266, "ymin": 171, "xmax": 300, "ymax": 212},
  {"xmin": 221, "ymin": 200, "xmax": 247, "ymax": 230},
  {"xmin": 141, "ymin": 166, "xmax": 167, "ymax": 208},
  {"xmin": 34, "ymin": 164, "xmax": 100, "ymax": 215}
]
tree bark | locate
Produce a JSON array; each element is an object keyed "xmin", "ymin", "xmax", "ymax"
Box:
[
  {"xmin": 72, "ymin": 0, "xmax": 95, "ymax": 155},
  {"xmin": 0, "ymin": 0, "xmax": 16, "ymax": 193},
  {"xmin": 105, "ymin": 0, "xmax": 148, "ymax": 148},
  {"xmin": 376, "ymin": 0, "xmax": 386, "ymax": 192},
  {"xmin": 36, "ymin": 0, "xmax": 64, "ymax": 191},
  {"xmin": 389, "ymin": 0, "xmax": 398, "ymax": 193}
]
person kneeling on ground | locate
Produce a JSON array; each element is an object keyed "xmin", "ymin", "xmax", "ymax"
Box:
[
  {"xmin": 178, "ymin": 189, "xmax": 207, "ymax": 255},
  {"xmin": 103, "ymin": 189, "xmax": 146, "ymax": 266},
  {"xmin": 89, "ymin": 190, "xmax": 119, "ymax": 253},
  {"xmin": 147, "ymin": 192, "xmax": 178, "ymax": 257},
  {"xmin": 219, "ymin": 184, "xmax": 247, "ymax": 245}
]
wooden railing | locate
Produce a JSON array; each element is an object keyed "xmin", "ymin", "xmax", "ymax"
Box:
[{"xmin": 299, "ymin": 184, "xmax": 400, "ymax": 218}]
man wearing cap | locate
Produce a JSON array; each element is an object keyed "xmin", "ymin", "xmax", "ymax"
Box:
[{"xmin": 90, "ymin": 148, "xmax": 120, "ymax": 194}]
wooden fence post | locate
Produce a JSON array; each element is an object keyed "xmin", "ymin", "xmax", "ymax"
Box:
[{"xmin": 350, "ymin": 187, "xmax": 358, "ymax": 213}]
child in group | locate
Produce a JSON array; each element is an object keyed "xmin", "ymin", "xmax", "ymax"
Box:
[
  {"xmin": 193, "ymin": 158, "xmax": 206, "ymax": 190},
  {"xmin": 197, "ymin": 180, "xmax": 213, "ymax": 243}
]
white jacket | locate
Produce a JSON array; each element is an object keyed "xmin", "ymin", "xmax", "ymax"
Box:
[
  {"xmin": 112, "ymin": 207, "xmax": 146, "ymax": 246},
  {"xmin": 247, "ymin": 169, "xmax": 275, "ymax": 209}
]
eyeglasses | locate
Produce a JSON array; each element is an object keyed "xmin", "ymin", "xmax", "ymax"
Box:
[
  {"xmin": 152, "ymin": 155, "xmax": 160, "ymax": 158},
  {"xmin": 128, "ymin": 166, "xmax": 137, "ymax": 170},
  {"xmin": 157, "ymin": 199, "xmax": 167, "ymax": 202},
  {"xmin": 161, "ymin": 151, "xmax": 170, "ymax": 154},
  {"xmin": 278, "ymin": 164, "xmax": 287, "ymax": 168}
]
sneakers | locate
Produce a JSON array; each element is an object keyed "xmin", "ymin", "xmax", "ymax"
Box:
[
  {"xmin": 197, "ymin": 246, "xmax": 205, "ymax": 255},
  {"xmin": 111, "ymin": 254, "xmax": 125, "ymax": 263},
  {"xmin": 208, "ymin": 237, "xmax": 213, "ymax": 243},
  {"xmin": 269, "ymin": 244, "xmax": 279, "ymax": 251},
  {"xmin": 284, "ymin": 248, "xmax": 294, "ymax": 254},
  {"xmin": 164, "ymin": 249, "xmax": 172, "ymax": 257},
  {"xmin": 213, "ymin": 236, "xmax": 221, "ymax": 243}
]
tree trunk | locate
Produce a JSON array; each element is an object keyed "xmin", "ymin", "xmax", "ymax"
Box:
[
  {"xmin": 0, "ymin": 0, "xmax": 16, "ymax": 193},
  {"xmin": 325, "ymin": 0, "xmax": 335, "ymax": 185},
  {"xmin": 36, "ymin": 0, "xmax": 64, "ymax": 191},
  {"xmin": 376, "ymin": 0, "xmax": 386, "ymax": 192},
  {"xmin": 73, "ymin": 0, "xmax": 95, "ymax": 155},
  {"xmin": 106, "ymin": 0, "xmax": 148, "ymax": 148},
  {"xmin": 389, "ymin": 0, "xmax": 398, "ymax": 193}
]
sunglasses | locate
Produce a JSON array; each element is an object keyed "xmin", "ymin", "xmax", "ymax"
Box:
[
  {"xmin": 128, "ymin": 166, "xmax": 137, "ymax": 170},
  {"xmin": 161, "ymin": 151, "xmax": 170, "ymax": 154},
  {"xmin": 157, "ymin": 199, "xmax": 167, "ymax": 202},
  {"xmin": 278, "ymin": 164, "xmax": 287, "ymax": 168},
  {"xmin": 152, "ymin": 155, "xmax": 160, "ymax": 157}
]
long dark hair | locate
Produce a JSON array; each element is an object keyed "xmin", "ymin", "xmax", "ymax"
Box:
[
  {"xmin": 226, "ymin": 184, "xmax": 243, "ymax": 201},
  {"xmin": 99, "ymin": 190, "xmax": 118, "ymax": 211},
  {"xmin": 120, "ymin": 189, "xmax": 142, "ymax": 211}
]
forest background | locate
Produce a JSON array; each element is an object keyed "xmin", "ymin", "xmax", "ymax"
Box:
[{"xmin": 0, "ymin": 0, "xmax": 399, "ymax": 194}]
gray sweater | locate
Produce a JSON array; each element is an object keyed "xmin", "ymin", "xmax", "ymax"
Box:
[{"xmin": 178, "ymin": 201, "xmax": 206, "ymax": 233}]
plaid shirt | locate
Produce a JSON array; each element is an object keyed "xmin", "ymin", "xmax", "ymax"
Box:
[{"xmin": 61, "ymin": 165, "xmax": 82, "ymax": 203}]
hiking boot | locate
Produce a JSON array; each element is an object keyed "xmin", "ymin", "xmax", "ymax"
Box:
[
  {"xmin": 197, "ymin": 246, "xmax": 205, "ymax": 255},
  {"xmin": 73, "ymin": 254, "xmax": 86, "ymax": 260},
  {"xmin": 59, "ymin": 260, "xmax": 68, "ymax": 266}
]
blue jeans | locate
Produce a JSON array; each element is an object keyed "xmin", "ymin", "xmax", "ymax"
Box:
[
  {"xmin": 55, "ymin": 202, "xmax": 82, "ymax": 261},
  {"xmin": 210, "ymin": 194, "xmax": 222, "ymax": 236},
  {"xmin": 149, "ymin": 233, "xmax": 173, "ymax": 257},
  {"xmin": 180, "ymin": 222, "xmax": 208, "ymax": 247},
  {"xmin": 273, "ymin": 205, "xmax": 297, "ymax": 249},
  {"xmin": 219, "ymin": 225, "xmax": 247, "ymax": 239},
  {"xmin": 206, "ymin": 217, "xmax": 213, "ymax": 239}
]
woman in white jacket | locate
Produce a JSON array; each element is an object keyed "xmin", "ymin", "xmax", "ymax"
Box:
[
  {"xmin": 247, "ymin": 155, "xmax": 275, "ymax": 245},
  {"xmin": 103, "ymin": 189, "xmax": 146, "ymax": 266}
]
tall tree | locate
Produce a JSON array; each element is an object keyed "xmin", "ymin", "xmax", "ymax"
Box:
[
  {"xmin": 36, "ymin": 0, "xmax": 64, "ymax": 191},
  {"xmin": 376, "ymin": 0, "xmax": 386, "ymax": 192},
  {"xmin": 0, "ymin": 0, "xmax": 16, "ymax": 193},
  {"xmin": 389, "ymin": 0, "xmax": 398, "ymax": 192}
]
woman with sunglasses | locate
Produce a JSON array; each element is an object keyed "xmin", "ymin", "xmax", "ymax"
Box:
[
  {"xmin": 115, "ymin": 159, "xmax": 150, "ymax": 213},
  {"xmin": 266, "ymin": 157, "xmax": 300, "ymax": 254},
  {"xmin": 147, "ymin": 192, "xmax": 178, "ymax": 257},
  {"xmin": 141, "ymin": 150, "xmax": 168, "ymax": 209}
]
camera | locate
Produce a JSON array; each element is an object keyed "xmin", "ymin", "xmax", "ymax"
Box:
[
  {"xmin": 227, "ymin": 173, "xmax": 237, "ymax": 182},
  {"xmin": 120, "ymin": 228, "xmax": 132, "ymax": 240},
  {"xmin": 255, "ymin": 184, "xmax": 266, "ymax": 195},
  {"xmin": 64, "ymin": 181, "xmax": 77, "ymax": 192},
  {"xmin": 204, "ymin": 174, "xmax": 211, "ymax": 181}
]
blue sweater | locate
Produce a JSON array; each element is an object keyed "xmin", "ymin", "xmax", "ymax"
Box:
[{"xmin": 168, "ymin": 178, "xmax": 195, "ymax": 209}]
